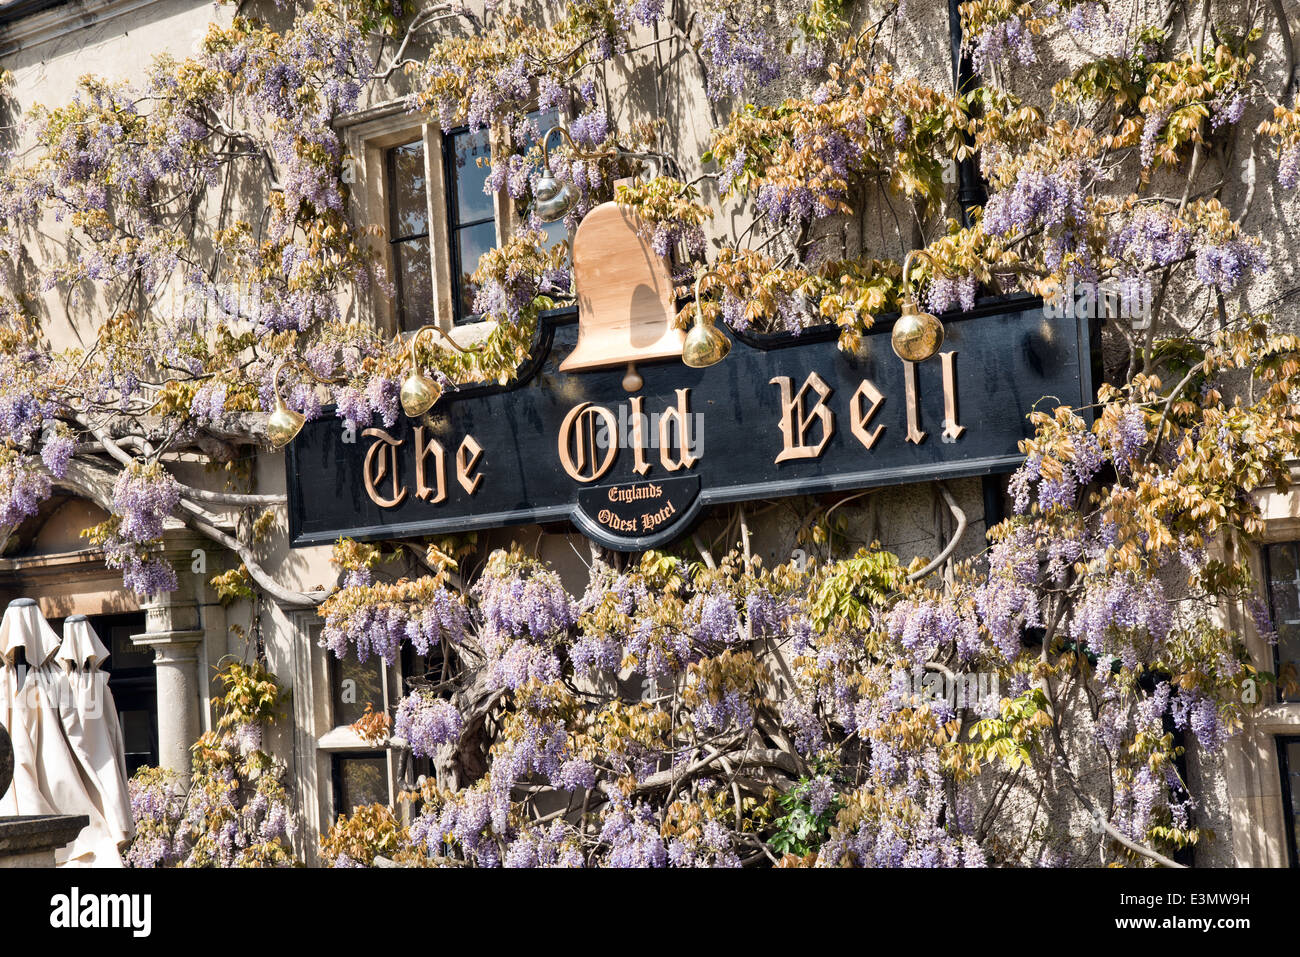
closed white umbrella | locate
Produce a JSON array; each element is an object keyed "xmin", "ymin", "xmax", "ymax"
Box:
[
  {"xmin": 57, "ymin": 615, "xmax": 134, "ymax": 861},
  {"xmin": 0, "ymin": 599, "xmax": 126, "ymax": 866},
  {"xmin": 0, "ymin": 598, "xmax": 64, "ymax": 820}
]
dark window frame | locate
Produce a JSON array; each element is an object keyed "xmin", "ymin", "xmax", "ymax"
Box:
[
  {"xmin": 1263, "ymin": 542, "xmax": 1300, "ymax": 702},
  {"xmin": 1278, "ymin": 736, "xmax": 1300, "ymax": 868},
  {"xmin": 330, "ymin": 751, "xmax": 391, "ymax": 819},
  {"xmin": 327, "ymin": 650, "xmax": 388, "ymax": 730},
  {"xmin": 385, "ymin": 139, "xmax": 432, "ymax": 333},
  {"xmin": 441, "ymin": 124, "xmax": 495, "ymax": 325}
]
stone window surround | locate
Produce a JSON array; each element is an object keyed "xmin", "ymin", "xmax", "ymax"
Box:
[
  {"xmin": 0, "ymin": 0, "xmax": 161, "ymax": 57},
  {"xmin": 339, "ymin": 100, "xmax": 558, "ymax": 350},
  {"xmin": 288, "ymin": 611, "xmax": 411, "ymax": 865},
  {"xmin": 1219, "ymin": 481, "xmax": 1300, "ymax": 866}
]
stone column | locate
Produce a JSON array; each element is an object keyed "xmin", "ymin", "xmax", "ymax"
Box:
[
  {"xmin": 132, "ymin": 534, "xmax": 212, "ymax": 780},
  {"xmin": 133, "ymin": 631, "xmax": 205, "ymax": 777}
]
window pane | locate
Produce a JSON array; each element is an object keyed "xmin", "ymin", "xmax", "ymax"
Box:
[
  {"xmin": 1280, "ymin": 622, "xmax": 1300, "ymax": 690},
  {"xmin": 1271, "ymin": 544, "xmax": 1299, "ymax": 601},
  {"xmin": 455, "ymin": 221, "xmax": 497, "ymax": 321},
  {"xmin": 1285, "ymin": 739, "xmax": 1300, "ymax": 866},
  {"xmin": 388, "ymin": 141, "xmax": 429, "ymax": 239},
  {"xmin": 402, "ymin": 651, "xmax": 433, "ymax": 687},
  {"xmin": 107, "ymin": 625, "xmax": 153, "ymax": 670},
  {"xmin": 395, "ymin": 237, "xmax": 434, "ymax": 332},
  {"xmin": 120, "ymin": 709, "xmax": 153, "ymax": 756},
  {"xmin": 536, "ymin": 217, "xmax": 567, "ymax": 250},
  {"xmin": 1268, "ymin": 544, "xmax": 1300, "ymax": 699},
  {"xmin": 450, "ymin": 127, "xmax": 494, "ymax": 223},
  {"xmin": 330, "ymin": 654, "xmax": 386, "ymax": 728},
  {"xmin": 335, "ymin": 755, "xmax": 389, "ymax": 814}
]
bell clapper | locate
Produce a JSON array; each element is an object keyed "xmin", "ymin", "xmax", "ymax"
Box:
[{"xmin": 622, "ymin": 362, "xmax": 643, "ymax": 392}]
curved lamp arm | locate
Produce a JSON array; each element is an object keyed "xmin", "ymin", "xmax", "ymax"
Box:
[
  {"xmin": 540, "ymin": 125, "xmax": 617, "ymax": 172},
  {"xmin": 270, "ymin": 355, "xmax": 345, "ymax": 400},
  {"xmin": 901, "ymin": 248, "xmax": 948, "ymax": 294},
  {"xmin": 408, "ymin": 324, "xmax": 471, "ymax": 368},
  {"xmin": 694, "ymin": 268, "xmax": 720, "ymax": 319},
  {"xmin": 613, "ymin": 149, "xmax": 664, "ymax": 181}
]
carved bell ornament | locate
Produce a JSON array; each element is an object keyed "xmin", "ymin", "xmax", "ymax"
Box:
[
  {"xmin": 561, "ymin": 194, "xmax": 688, "ymax": 391},
  {"xmin": 890, "ymin": 249, "xmax": 947, "ymax": 364}
]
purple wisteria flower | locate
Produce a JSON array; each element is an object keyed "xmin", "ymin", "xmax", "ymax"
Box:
[
  {"xmin": 971, "ymin": 15, "xmax": 1037, "ymax": 74},
  {"xmin": 394, "ymin": 692, "xmax": 464, "ymax": 757},
  {"xmin": 697, "ymin": 11, "xmax": 782, "ymax": 101},
  {"xmin": 113, "ymin": 464, "xmax": 181, "ymax": 543},
  {"xmin": 39, "ymin": 434, "xmax": 75, "ymax": 479},
  {"xmin": 1194, "ymin": 239, "xmax": 1267, "ymax": 291},
  {"xmin": 1280, "ymin": 144, "xmax": 1300, "ymax": 189},
  {"xmin": 0, "ymin": 455, "xmax": 52, "ymax": 528}
]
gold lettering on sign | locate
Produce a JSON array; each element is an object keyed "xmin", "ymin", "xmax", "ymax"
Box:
[
  {"xmin": 363, "ymin": 428, "xmax": 408, "ymax": 508},
  {"xmin": 413, "ymin": 427, "xmax": 446, "ymax": 503},
  {"xmin": 940, "ymin": 351, "xmax": 965, "ymax": 441},
  {"xmin": 558, "ymin": 402, "xmax": 619, "ymax": 483},
  {"xmin": 628, "ymin": 396, "xmax": 651, "ymax": 476},
  {"xmin": 457, "ymin": 435, "xmax": 484, "ymax": 494},
  {"xmin": 902, "ymin": 362, "xmax": 926, "ymax": 445},
  {"xmin": 658, "ymin": 389, "xmax": 700, "ymax": 472},
  {"xmin": 771, "ymin": 372, "xmax": 835, "ymax": 463},
  {"xmin": 849, "ymin": 379, "xmax": 886, "ymax": 450}
]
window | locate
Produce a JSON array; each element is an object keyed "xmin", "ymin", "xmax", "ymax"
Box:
[
  {"xmin": 1263, "ymin": 542, "xmax": 1300, "ymax": 700},
  {"xmin": 1278, "ymin": 737, "xmax": 1300, "ymax": 868},
  {"xmin": 440, "ymin": 109, "xmax": 567, "ymax": 323},
  {"xmin": 386, "ymin": 140, "xmax": 434, "ymax": 332},
  {"xmin": 443, "ymin": 125, "xmax": 496, "ymax": 324},
  {"xmin": 369, "ymin": 106, "xmax": 567, "ymax": 332},
  {"xmin": 329, "ymin": 651, "xmax": 386, "ymax": 728},
  {"xmin": 332, "ymin": 752, "xmax": 390, "ymax": 815},
  {"xmin": 322, "ymin": 645, "xmax": 447, "ymax": 815},
  {"xmin": 323, "ymin": 648, "xmax": 392, "ymax": 814}
]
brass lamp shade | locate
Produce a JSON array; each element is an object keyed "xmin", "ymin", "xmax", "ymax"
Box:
[
  {"xmin": 400, "ymin": 371, "xmax": 441, "ymax": 418},
  {"xmin": 534, "ymin": 173, "xmax": 563, "ymax": 202},
  {"xmin": 682, "ymin": 314, "xmax": 731, "ymax": 368},
  {"xmin": 533, "ymin": 174, "xmax": 574, "ymax": 223},
  {"xmin": 891, "ymin": 298, "xmax": 945, "ymax": 363},
  {"xmin": 267, "ymin": 398, "xmax": 306, "ymax": 450}
]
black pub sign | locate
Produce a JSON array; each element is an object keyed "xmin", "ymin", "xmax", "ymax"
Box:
[{"xmin": 286, "ymin": 298, "xmax": 1096, "ymax": 551}]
